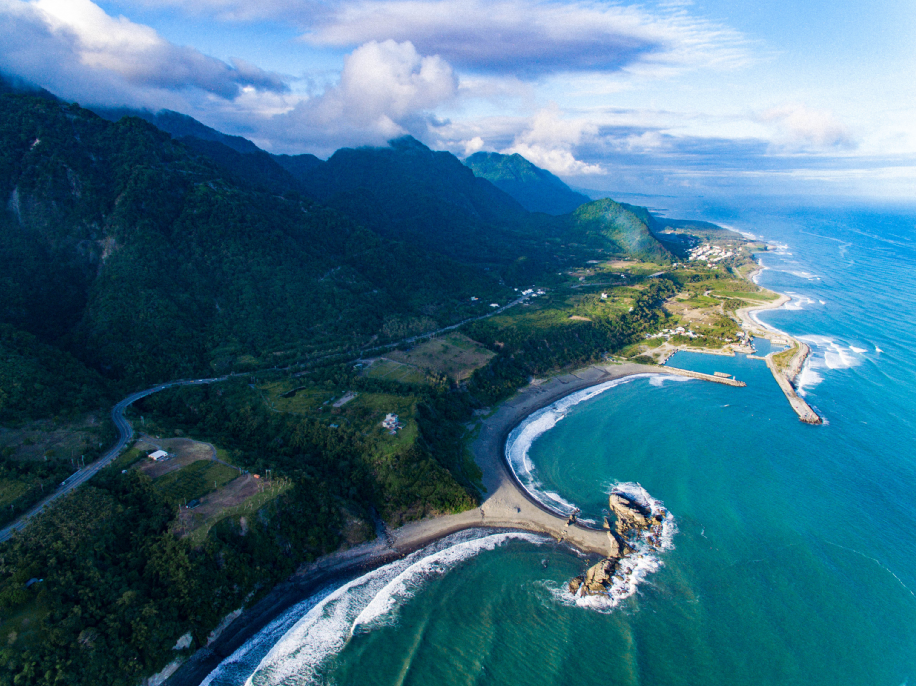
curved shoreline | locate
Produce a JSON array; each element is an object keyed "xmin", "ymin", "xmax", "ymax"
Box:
[{"xmin": 163, "ymin": 362, "xmax": 702, "ymax": 685}]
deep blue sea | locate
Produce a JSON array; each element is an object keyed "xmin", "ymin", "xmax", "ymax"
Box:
[{"xmin": 204, "ymin": 199, "xmax": 916, "ymax": 686}]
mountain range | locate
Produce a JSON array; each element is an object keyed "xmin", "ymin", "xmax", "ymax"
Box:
[{"xmin": 0, "ymin": 82, "xmax": 678, "ymax": 407}]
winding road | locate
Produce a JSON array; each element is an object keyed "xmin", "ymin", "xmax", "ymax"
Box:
[
  {"xmin": 0, "ymin": 291, "xmax": 544, "ymax": 544},
  {"xmin": 0, "ymin": 376, "xmax": 231, "ymax": 543}
]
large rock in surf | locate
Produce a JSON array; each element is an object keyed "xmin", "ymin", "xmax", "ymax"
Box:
[{"xmin": 609, "ymin": 492, "xmax": 663, "ymax": 536}]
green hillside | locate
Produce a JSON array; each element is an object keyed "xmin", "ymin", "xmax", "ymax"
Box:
[
  {"xmin": 0, "ymin": 95, "xmax": 510, "ymax": 386},
  {"xmin": 563, "ymin": 198, "xmax": 673, "ymax": 263},
  {"xmin": 464, "ymin": 151, "xmax": 590, "ymax": 215}
]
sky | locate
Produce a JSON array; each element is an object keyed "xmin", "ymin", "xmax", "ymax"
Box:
[{"xmin": 1, "ymin": 0, "xmax": 914, "ymax": 199}]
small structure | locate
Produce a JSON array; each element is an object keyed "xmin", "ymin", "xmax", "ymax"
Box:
[
  {"xmin": 148, "ymin": 450, "xmax": 168, "ymax": 461},
  {"xmin": 382, "ymin": 413, "xmax": 403, "ymax": 434}
]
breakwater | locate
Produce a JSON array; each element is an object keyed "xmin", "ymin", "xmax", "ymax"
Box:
[
  {"xmin": 661, "ymin": 366, "xmax": 747, "ymax": 387},
  {"xmin": 764, "ymin": 348, "xmax": 821, "ymax": 424}
]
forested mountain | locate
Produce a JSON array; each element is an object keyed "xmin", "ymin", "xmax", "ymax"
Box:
[
  {"xmin": 0, "ymin": 95, "xmax": 510, "ymax": 387},
  {"xmin": 295, "ymin": 136, "xmax": 540, "ymax": 265},
  {"xmin": 92, "ymin": 106, "xmax": 262, "ymax": 155},
  {"xmin": 0, "ymin": 92, "xmax": 679, "ymax": 398},
  {"xmin": 561, "ymin": 199, "xmax": 673, "ymax": 263},
  {"xmin": 464, "ymin": 151, "xmax": 591, "ymax": 215}
]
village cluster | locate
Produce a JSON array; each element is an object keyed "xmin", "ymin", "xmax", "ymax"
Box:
[
  {"xmin": 472, "ymin": 286, "xmax": 546, "ymax": 309},
  {"xmin": 688, "ymin": 244, "xmax": 735, "ymax": 263},
  {"xmin": 646, "ymin": 326, "xmax": 700, "ymax": 341}
]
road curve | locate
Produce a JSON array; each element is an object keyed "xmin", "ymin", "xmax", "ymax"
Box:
[
  {"xmin": 0, "ymin": 292, "xmax": 540, "ymax": 544},
  {"xmin": 0, "ymin": 376, "xmax": 232, "ymax": 544}
]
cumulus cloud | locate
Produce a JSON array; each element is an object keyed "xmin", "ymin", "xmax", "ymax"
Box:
[
  {"xmin": 301, "ymin": 0, "xmax": 749, "ymax": 79},
  {"xmin": 264, "ymin": 40, "xmax": 458, "ymax": 152},
  {"xmin": 0, "ymin": 0, "xmax": 288, "ymax": 102},
  {"xmin": 758, "ymin": 104, "xmax": 855, "ymax": 150},
  {"xmin": 502, "ymin": 105, "xmax": 603, "ymax": 174}
]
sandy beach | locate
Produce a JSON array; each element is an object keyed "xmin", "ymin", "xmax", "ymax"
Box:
[
  {"xmin": 735, "ymin": 293, "xmax": 791, "ymax": 335},
  {"xmin": 163, "ymin": 361, "xmax": 700, "ymax": 685}
]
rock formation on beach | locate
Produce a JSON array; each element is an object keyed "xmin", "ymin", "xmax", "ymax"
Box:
[{"xmin": 568, "ymin": 488, "xmax": 667, "ymax": 597}]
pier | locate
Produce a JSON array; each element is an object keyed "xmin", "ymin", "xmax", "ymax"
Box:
[
  {"xmin": 661, "ymin": 366, "xmax": 747, "ymax": 387},
  {"xmin": 765, "ymin": 350, "xmax": 822, "ymax": 424}
]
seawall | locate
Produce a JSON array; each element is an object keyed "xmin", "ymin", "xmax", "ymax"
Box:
[{"xmin": 765, "ymin": 351, "xmax": 821, "ymax": 424}]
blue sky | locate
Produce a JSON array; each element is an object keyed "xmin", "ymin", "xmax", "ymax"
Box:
[{"xmin": 1, "ymin": 0, "xmax": 913, "ymax": 199}]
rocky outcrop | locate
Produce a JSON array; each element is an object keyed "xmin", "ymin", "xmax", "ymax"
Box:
[{"xmin": 568, "ymin": 487, "xmax": 669, "ymax": 597}]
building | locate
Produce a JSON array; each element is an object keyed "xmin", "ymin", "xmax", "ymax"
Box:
[{"xmin": 148, "ymin": 450, "xmax": 168, "ymax": 461}]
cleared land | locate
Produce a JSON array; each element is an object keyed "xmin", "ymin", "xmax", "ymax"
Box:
[
  {"xmin": 180, "ymin": 475, "xmax": 293, "ymax": 544},
  {"xmin": 384, "ymin": 332, "xmax": 495, "ymax": 382},
  {"xmin": 154, "ymin": 460, "xmax": 239, "ymax": 506}
]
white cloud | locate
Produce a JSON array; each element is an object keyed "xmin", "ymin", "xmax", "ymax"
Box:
[
  {"xmin": 303, "ymin": 0, "xmax": 750, "ymax": 79},
  {"xmin": 263, "ymin": 40, "xmax": 458, "ymax": 153},
  {"xmin": 462, "ymin": 136, "xmax": 485, "ymax": 156},
  {"xmin": 502, "ymin": 105, "xmax": 603, "ymax": 174},
  {"xmin": 757, "ymin": 104, "xmax": 855, "ymax": 151},
  {"xmin": 0, "ymin": 0, "xmax": 287, "ymax": 101}
]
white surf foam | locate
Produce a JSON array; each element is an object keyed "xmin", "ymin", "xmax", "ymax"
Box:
[
  {"xmin": 782, "ymin": 293, "xmax": 819, "ymax": 311},
  {"xmin": 244, "ymin": 531, "xmax": 547, "ymax": 686},
  {"xmin": 349, "ymin": 532, "xmax": 545, "ymax": 635},
  {"xmin": 783, "ymin": 269, "xmax": 820, "ymax": 280},
  {"xmin": 505, "ymin": 374, "xmax": 686, "ymax": 516},
  {"xmin": 201, "ymin": 593, "xmax": 334, "ymax": 686},
  {"xmin": 549, "ymin": 482, "xmax": 676, "ymax": 613},
  {"xmin": 794, "ymin": 335, "xmax": 866, "ymax": 395}
]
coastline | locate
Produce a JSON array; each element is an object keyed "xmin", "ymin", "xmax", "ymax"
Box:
[
  {"xmin": 164, "ymin": 361, "xmax": 734, "ymax": 685},
  {"xmin": 164, "ymin": 254, "xmax": 810, "ymax": 685},
  {"xmin": 734, "ymin": 292, "xmax": 822, "ymax": 424}
]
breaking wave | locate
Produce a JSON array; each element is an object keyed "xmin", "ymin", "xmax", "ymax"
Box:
[
  {"xmin": 505, "ymin": 374, "xmax": 690, "ymax": 516},
  {"xmin": 234, "ymin": 531, "xmax": 547, "ymax": 686},
  {"xmin": 553, "ymin": 482, "xmax": 677, "ymax": 613},
  {"xmin": 795, "ymin": 335, "xmax": 867, "ymax": 395}
]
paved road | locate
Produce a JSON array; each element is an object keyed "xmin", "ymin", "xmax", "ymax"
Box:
[
  {"xmin": 0, "ymin": 376, "xmax": 231, "ymax": 543},
  {"xmin": 0, "ymin": 291, "xmax": 540, "ymax": 544}
]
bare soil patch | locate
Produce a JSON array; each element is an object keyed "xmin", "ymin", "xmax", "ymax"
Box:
[{"xmin": 174, "ymin": 473, "xmax": 260, "ymax": 535}]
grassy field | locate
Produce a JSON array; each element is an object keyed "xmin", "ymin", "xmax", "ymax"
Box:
[
  {"xmin": 106, "ymin": 445, "xmax": 147, "ymax": 472},
  {"xmin": 364, "ymin": 358, "xmax": 427, "ymax": 384},
  {"xmin": 186, "ymin": 479, "xmax": 293, "ymax": 546},
  {"xmin": 153, "ymin": 460, "xmax": 240, "ymax": 506},
  {"xmin": 772, "ymin": 345, "xmax": 798, "ymax": 373},
  {"xmin": 385, "ymin": 332, "xmax": 494, "ymax": 382},
  {"xmin": 0, "ymin": 595, "xmax": 46, "ymax": 650}
]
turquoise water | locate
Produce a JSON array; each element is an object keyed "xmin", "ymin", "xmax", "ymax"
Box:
[{"xmin": 206, "ymin": 200, "xmax": 916, "ymax": 686}]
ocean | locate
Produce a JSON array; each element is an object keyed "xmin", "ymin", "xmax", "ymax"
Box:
[{"xmin": 203, "ymin": 199, "xmax": 916, "ymax": 686}]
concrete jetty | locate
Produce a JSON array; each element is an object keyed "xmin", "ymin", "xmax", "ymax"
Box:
[
  {"xmin": 765, "ymin": 348, "xmax": 821, "ymax": 424},
  {"xmin": 661, "ymin": 366, "xmax": 747, "ymax": 387}
]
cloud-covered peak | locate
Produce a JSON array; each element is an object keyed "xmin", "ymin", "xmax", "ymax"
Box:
[{"xmin": 259, "ymin": 40, "xmax": 458, "ymax": 155}]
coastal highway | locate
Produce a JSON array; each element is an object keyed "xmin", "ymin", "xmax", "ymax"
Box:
[{"xmin": 0, "ymin": 375, "xmax": 232, "ymax": 544}]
